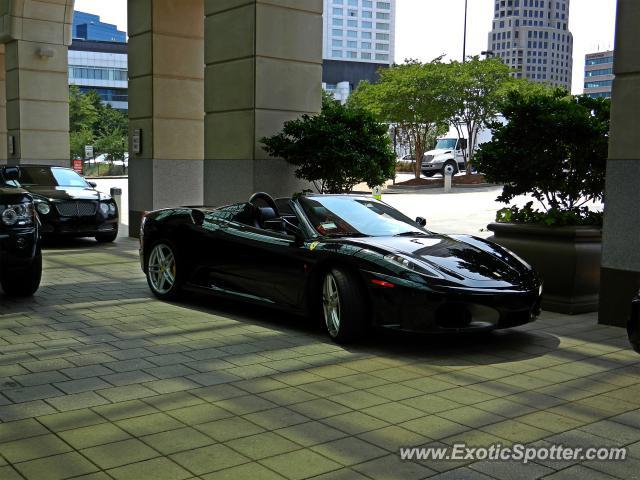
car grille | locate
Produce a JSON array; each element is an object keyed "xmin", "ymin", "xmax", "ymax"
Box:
[
  {"xmin": 423, "ymin": 155, "xmax": 434, "ymax": 165},
  {"xmin": 56, "ymin": 201, "xmax": 97, "ymax": 217}
]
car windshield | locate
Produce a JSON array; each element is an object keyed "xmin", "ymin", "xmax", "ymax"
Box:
[
  {"xmin": 17, "ymin": 167, "xmax": 89, "ymax": 188},
  {"xmin": 435, "ymin": 138, "xmax": 458, "ymax": 150},
  {"xmin": 299, "ymin": 196, "xmax": 427, "ymax": 237}
]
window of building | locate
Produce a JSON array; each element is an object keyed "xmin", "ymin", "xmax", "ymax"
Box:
[{"xmin": 375, "ymin": 53, "xmax": 389, "ymax": 61}]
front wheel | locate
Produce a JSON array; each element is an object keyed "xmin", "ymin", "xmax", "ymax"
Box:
[
  {"xmin": 1, "ymin": 252, "xmax": 42, "ymax": 297},
  {"xmin": 441, "ymin": 161, "xmax": 459, "ymax": 177},
  {"xmin": 146, "ymin": 241, "xmax": 183, "ymax": 300},
  {"xmin": 321, "ymin": 268, "xmax": 367, "ymax": 343}
]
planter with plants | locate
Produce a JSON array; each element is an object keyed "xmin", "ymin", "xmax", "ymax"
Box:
[{"xmin": 475, "ymin": 89, "xmax": 610, "ymax": 314}]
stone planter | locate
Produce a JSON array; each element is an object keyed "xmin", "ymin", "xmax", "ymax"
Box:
[{"xmin": 487, "ymin": 223, "xmax": 602, "ymax": 315}]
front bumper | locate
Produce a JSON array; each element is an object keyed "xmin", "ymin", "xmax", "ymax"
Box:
[
  {"xmin": 366, "ymin": 274, "xmax": 542, "ymax": 334},
  {"xmin": 39, "ymin": 215, "xmax": 118, "ymax": 237},
  {"xmin": 421, "ymin": 162, "xmax": 444, "ymax": 172}
]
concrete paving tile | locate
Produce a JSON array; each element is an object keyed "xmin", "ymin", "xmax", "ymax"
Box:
[
  {"xmin": 329, "ymin": 391, "xmax": 389, "ymax": 410},
  {"xmin": 244, "ymin": 407, "xmax": 311, "ymax": 430},
  {"xmin": 515, "ymin": 411, "xmax": 586, "ymax": 434},
  {"xmin": 0, "ymin": 465, "xmax": 23, "ymax": 480},
  {"xmin": 170, "ymin": 444, "xmax": 249, "ymax": 476},
  {"xmin": 81, "ymin": 438, "xmax": 159, "ymax": 470},
  {"xmin": 365, "ymin": 383, "xmax": 424, "ymax": 401},
  {"xmin": 226, "ymin": 431, "xmax": 301, "ymax": 460},
  {"xmin": 107, "ymin": 457, "xmax": 192, "ymax": 480},
  {"xmin": 0, "ymin": 418, "xmax": 48, "ymax": 443},
  {"xmin": 579, "ymin": 420, "xmax": 640, "ymax": 444},
  {"xmin": 14, "ymin": 452, "xmax": 98, "ymax": 480},
  {"xmin": 46, "ymin": 391, "xmax": 110, "ymax": 411},
  {"xmin": 115, "ymin": 412, "xmax": 185, "ymax": 436},
  {"xmin": 92, "ymin": 399, "xmax": 159, "ymax": 421},
  {"xmin": 195, "ymin": 416, "xmax": 266, "ymax": 442},
  {"xmin": 400, "ymin": 394, "xmax": 465, "ymax": 414},
  {"xmin": 276, "ymin": 421, "xmax": 349, "ymax": 447},
  {"xmin": 12, "ymin": 371, "xmax": 70, "ymax": 387},
  {"xmin": 438, "ymin": 406, "xmax": 507, "ymax": 429},
  {"xmin": 542, "ymin": 465, "xmax": 619, "ymax": 480},
  {"xmin": 3, "ymin": 384, "xmax": 64, "ymax": 403},
  {"xmin": 357, "ymin": 425, "xmax": 431, "ymax": 452},
  {"xmin": 140, "ymin": 427, "xmax": 214, "ymax": 455},
  {"xmin": 361, "ymin": 403, "xmax": 427, "ymax": 424},
  {"xmin": 311, "ymin": 437, "xmax": 388, "ymax": 466},
  {"xmin": 54, "ymin": 377, "xmax": 112, "ymax": 394},
  {"xmin": 0, "ymin": 434, "xmax": 72, "ymax": 463},
  {"xmin": 322, "ymin": 411, "xmax": 390, "ymax": 435},
  {"xmin": 400, "ymin": 416, "xmax": 470, "ymax": 440},
  {"xmin": 37, "ymin": 409, "xmax": 106, "ymax": 432},
  {"xmin": 583, "ymin": 456, "xmax": 640, "ymax": 480},
  {"xmin": 167, "ymin": 403, "xmax": 233, "ymax": 425},
  {"xmin": 258, "ymin": 386, "xmax": 319, "ymax": 406},
  {"xmin": 260, "ymin": 449, "xmax": 342, "ymax": 480},
  {"xmin": 352, "ymin": 453, "xmax": 437, "ymax": 480},
  {"xmin": 59, "ymin": 422, "xmax": 131, "ymax": 449},
  {"xmin": 101, "ymin": 370, "xmax": 157, "ymax": 386},
  {"xmin": 431, "ymin": 467, "xmax": 496, "ymax": 479},
  {"xmin": 202, "ymin": 462, "xmax": 287, "ymax": 480},
  {"xmin": 97, "ymin": 385, "xmax": 158, "ymax": 403},
  {"xmin": 287, "ymin": 398, "xmax": 352, "ymax": 420},
  {"xmin": 470, "ymin": 459, "xmax": 554, "ymax": 480}
]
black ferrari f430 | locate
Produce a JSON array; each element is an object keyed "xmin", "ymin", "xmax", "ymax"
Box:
[{"xmin": 140, "ymin": 193, "xmax": 543, "ymax": 343}]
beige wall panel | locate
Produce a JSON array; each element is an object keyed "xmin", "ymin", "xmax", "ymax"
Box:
[
  {"xmin": 4, "ymin": 40, "xmax": 67, "ymax": 72},
  {"xmin": 153, "ymin": 77, "xmax": 204, "ymax": 121},
  {"xmin": 153, "ymin": 0, "xmax": 204, "ymax": 37},
  {"xmin": 204, "ymin": 59, "xmax": 255, "ymax": 113},
  {"xmin": 205, "ymin": 110, "xmax": 254, "ymax": 160},
  {"xmin": 153, "ymin": 118, "xmax": 204, "ymax": 160},
  {"xmin": 6, "ymin": 98, "xmax": 68, "ymax": 131},
  {"xmin": 153, "ymin": 34, "xmax": 204, "ymax": 79},
  {"xmin": 22, "ymin": 1, "xmax": 66, "ymax": 23},
  {"xmin": 613, "ymin": 0, "xmax": 640, "ymax": 75},
  {"xmin": 608, "ymin": 75, "xmax": 640, "ymax": 160},
  {"xmin": 255, "ymin": 57, "xmax": 321, "ymax": 112},
  {"xmin": 11, "ymin": 130, "xmax": 68, "ymax": 162},
  {"xmin": 204, "ymin": 4, "xmax": 255, "ymax": 65},
  {"xmin": 254, "ymin": 109, "xmax": 306, "ymax": 159},
  {"xmin": 256, "ymin": 3, "xmax": 322, "ymax": 64},
  {"xmin": 5, "ymin": 69, "xmax": 67, "ymax": 102}
]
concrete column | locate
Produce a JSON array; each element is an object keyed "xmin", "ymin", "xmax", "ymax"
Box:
[
  {"xmin": 128, "ymin": 0, "xmax": 204, "ymax": 235},
  {"xmin": 0, "ymin": 0, "xmax": 73, "ymax": 166},
  {"xmin": 203, "ymin": 0, "xmax": 322, "ymax": 205},
  {"xmin": 599, "ymin": 0, "xmax": 640, "ymax": 326},
  {"xmin": 0, "ymin": 45, "xmax": 6, "ymax": 165}
]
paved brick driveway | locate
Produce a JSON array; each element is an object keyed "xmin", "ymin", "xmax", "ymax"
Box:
[{"xmin": 1, "ymin": 238, "xmax": 639, "ymax": 480}]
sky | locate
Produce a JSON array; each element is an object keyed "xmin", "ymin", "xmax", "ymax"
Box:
[{"xmin": 74, "ymin": 0, "xmax": 617, "ymax": 94}]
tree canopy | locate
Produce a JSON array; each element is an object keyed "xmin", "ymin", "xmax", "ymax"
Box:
[
  {"xmin": 69, "ymin": 86, "xmax": 128, "ymax": 163},
  {"xmin": 261, "ymin": 93, "xmax": 396, "ymax": 194},
  {"xmin": 474, "ymin": 89, "xmax": 610, "ymax": 226}
]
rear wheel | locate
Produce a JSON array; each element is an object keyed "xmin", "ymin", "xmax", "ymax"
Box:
[
  {"xmin": 1, "ymin": 251, "xmax": 42, "ymax": 297},
  {"xmin": 321, "ymin": 268, "xmax": 367, "ymax": 343},
  {"xmin": 422, "ymin": 171, "xmax": 436, "ymax": 178},
  {"xmin": 146, "ymin": 240, "xmax": 183, "ymax": 300}
]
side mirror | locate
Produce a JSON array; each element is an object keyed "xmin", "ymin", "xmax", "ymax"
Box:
[
  {"xmin": 416, "ymin": 217, "xmax": 427, "ymax": 227},
  {"xmin": 459, "ymin": 139, "xmax": 468, "ymax": 151},
  {"xmin": 1, "ymin": 166, "xmax": 20, "ymax": 182},
  {"xmin": 88, "ymin": 181, "xmax": 98, "ymax": 188}
]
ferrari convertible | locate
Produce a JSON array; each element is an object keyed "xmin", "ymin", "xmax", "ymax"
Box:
[{"xmin": 140, "ymin": 193, "xmax": 542, "ymax": 343}]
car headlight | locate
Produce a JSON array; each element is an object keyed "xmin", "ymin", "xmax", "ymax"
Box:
[
  {"xmin": 36, "ymin": 202, "xmax": 51, "ymax": 215},
  {"xmin": 109, "ymin": 203, "xmax": 117, "ymax": 215},
  {"xmin": 1, "ymin": 203, "xmax": 34, "ymax": 226},
  {"xmin": 99, "ymin": 203, "xmax": 110, "ymax": 215},
  {"xmin": 384, "ymin": 253, "xmax": 444, "ymax": 279}
]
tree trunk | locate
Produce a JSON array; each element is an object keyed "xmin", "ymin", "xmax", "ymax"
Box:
[{"xmin": 414, "ymin": 145, "xmax": 424, "ymax": 179}]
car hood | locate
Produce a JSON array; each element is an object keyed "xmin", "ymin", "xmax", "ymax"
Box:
[
  {"xmin": 425, "ymin": 149, "xmax": 452, "ymax": 157},
  {"xmin": 349, "ymin": 234, "xmax": 530, "ymax": 284},
  {"xmin": 24, "ymin": 186, "xmax": 110, "ymax": 202}
]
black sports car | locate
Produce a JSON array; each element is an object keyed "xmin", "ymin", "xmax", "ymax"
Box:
[
  {"xmin": 140, "ymin": 192, "xmax": 543, "ymax": 343},
  {"xmin": 0, "ymin": 167, "xmax": 42, "ymax": 296},
  {"xmin": 2, "ymin": 165, "xmax": 119, "ymax": 242}
]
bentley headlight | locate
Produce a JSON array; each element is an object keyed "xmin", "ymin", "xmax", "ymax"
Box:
[
  {"xmin": 108, "ymin": 203, "xmax": 116, "ymax": 215},
  {"xmin": 1, "ymin": 203, "xmax": 34, "ymax": 226},
  {"xmin": 36, "ymin": 202, "xmax": 50, "ymax": 215},
  {"xmin": 384, "ymin": 253, "xmax": 444, "ymax": 279},
  {"xmin": 99, "ymin": 203, "xmax": 110, "ymax": 215}
]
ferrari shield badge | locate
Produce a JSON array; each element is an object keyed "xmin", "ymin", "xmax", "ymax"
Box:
[{"xmin": 309, "ymin": 241, "xmax": 320, "ymax": 251}]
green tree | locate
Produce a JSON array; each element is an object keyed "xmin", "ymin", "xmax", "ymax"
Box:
[
  {"xmin": 261, "ymin": 93, "xmax": 396, "ymax": 193},
  {"xmin": 444, "ymin": 57, "xmax": 512, "ymax": 174},
  {"xmin": 349, "ymin": 59, "xmax": 455, "ymax": 179},
  {"xmin": 69, "ymin": 86, "xmax": 99, "ymax": 135},
  {"xmin": 474, "ymin": 90, "xmax": 610, "ymax": 226}
]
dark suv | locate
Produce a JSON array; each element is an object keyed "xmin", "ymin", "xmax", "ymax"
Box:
[{"xmin": 0, "ymin": 166, "xmax": 42, "ymax": 296}]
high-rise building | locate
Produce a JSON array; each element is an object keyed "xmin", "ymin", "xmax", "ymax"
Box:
[
  {"xmin": 69, "ymin": 40, "xmax": 129, "ymax": 112},
  {"xmin": 584, "ymin": 50, "xmax": 614, "ymax": 99},
  {"xmin": 322, "ymin": 0, "xmax": 396, "ymax": 100},
  {"xmin": 487, "ymin": 0, "xmax": 573, "ymax": 91},
  {"xmin": 73, "ymin": 11, "xmax": 127, "ymax": 43}
]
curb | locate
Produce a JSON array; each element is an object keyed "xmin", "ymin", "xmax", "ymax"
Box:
[
  {"xmin": 85, "ymin": 176, "xmax": 129, "ymax": 180},
  {"xmin": 387, "ymin": 183, "xmax": 500, "ymax": 192}
]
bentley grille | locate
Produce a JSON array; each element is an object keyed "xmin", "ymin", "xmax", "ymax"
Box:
[{"xmin": 56, "ymin": 201, "xmax": 97, "ymax": 217}]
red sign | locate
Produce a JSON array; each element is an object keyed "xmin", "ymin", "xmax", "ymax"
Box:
[{"xmin": 72, "ymin": 159, "xmax": 84, "ymax": 175}]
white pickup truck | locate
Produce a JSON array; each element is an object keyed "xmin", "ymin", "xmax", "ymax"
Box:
[{"xmin": 421, "ymin": 125, "xmax": 494, "ymax": 177}]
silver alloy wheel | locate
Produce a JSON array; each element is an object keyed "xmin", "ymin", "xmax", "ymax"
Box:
[
  {"xmin": 322, "ymin": 273, "xmax": 341, "ymax": 337},
  {"xmin": 147, "ymin": 243, "xmax": 176, "ymax": 295}
]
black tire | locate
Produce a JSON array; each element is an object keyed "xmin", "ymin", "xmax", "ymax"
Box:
[
  {"xmin": 321, "ymin": 268, "xmax": 367, "ymax": 343},
  {"xmin": 145, "ymin": 239, "xmax": 185, "ymax": 301},
  {"xmin": 1, "ymin": 252, "xmax": 42, "ymax": 297},
  {"xmin": 422, "ymin": 171, "xmax": 436, "ymax": 178},
  {"xmin": 95, "ymin": 231, "xmax": 118, "ymax": 243},
  {"xmin": 441, "ymin": 160, "xmax": 459, "ymax": 177}
]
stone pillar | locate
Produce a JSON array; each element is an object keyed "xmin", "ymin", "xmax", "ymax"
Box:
[
  {"xmin": 0, "ymin": 0, "xmax": 73, "ymax": 166},
  {"xmin": 599, "ymin": 0, "xmax": 640, "ymax": 326},
  {"xmin": 0, "ymin": 45, "xmax": 6, "ymax": 165},
  {"xmin": 128, "ymin": 0, "xmax": 204, "ymax": 235},
  {"xmin": 203, "ymin": 0, "xmax": 322, "ymax": 205}
]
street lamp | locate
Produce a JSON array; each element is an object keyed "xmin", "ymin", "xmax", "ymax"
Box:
[
  {"xmin": 481, "ymin": 50, "xmax": 495, "ymax": 58},
  {"xmin": 463, "ymin": 0, "xmax": 468, "ymax": 62}
]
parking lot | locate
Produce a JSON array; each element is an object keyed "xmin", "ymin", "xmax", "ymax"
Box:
[{"xmin": 1, "ymin": 232, "xmax": 639, "ymax": 479}]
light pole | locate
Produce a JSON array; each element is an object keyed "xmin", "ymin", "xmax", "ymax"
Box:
[{"xmin": 463, "ymin": 0, "xmax": 468, "ymax": 62}]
